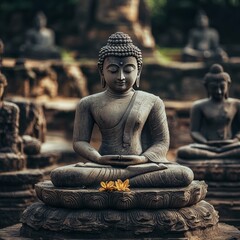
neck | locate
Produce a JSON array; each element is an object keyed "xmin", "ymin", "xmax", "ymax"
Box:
[
  {"xmin": 105, "ymin": 88, "xmax": 135, "ymax": 99},
  {"xmin": 210, "ymin": 97, "xmax": 225, "ymax": 103}
]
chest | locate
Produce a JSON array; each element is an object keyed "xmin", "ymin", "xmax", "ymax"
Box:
[
  {"xmin": 202, "ymin": 103, "xmax": 236, "ymax": 125},
  {"xmin": 93, "ymin": 98, "xmax": 132, "ymax": 128}
]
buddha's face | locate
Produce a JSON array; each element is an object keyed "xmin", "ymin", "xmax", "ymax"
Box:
[
  {"xmin": 35, "ymin": 15, "xmax": 47, "ymax": 29},
  {"xmin": 102, "ymin": 56, "xmax": 139, "ymax": 93},
  {"xmin": 207, "ymin": 80, "xmax": 228, "ymax": 100},
  {"xmin": 196, "ymin": 15, "xmax": 209, "ymax": 28},
  {"xmin": 0, "ymin": 83, "xmax": 4, "ymax": 99}
]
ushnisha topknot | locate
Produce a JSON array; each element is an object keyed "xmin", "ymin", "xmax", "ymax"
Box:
[
  {"xmin": 203, "ymin": 64, "xmax": 231, "ymax": 85},
  {"xmin": 98, "ymin": 32, "xmax": 142, "ymax": 71}
]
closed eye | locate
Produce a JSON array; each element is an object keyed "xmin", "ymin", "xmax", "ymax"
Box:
[
  {"xmin": 107, "ymin": 65, "xmax": 119, "ymax": 73},
  {"xmin": 124, "ymin": 65, "xmax": 136, "ymax": 73}
]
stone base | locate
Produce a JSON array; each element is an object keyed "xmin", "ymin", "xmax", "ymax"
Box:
[
  {"xmin": 177, "ymin": 158, "xmax": 240, "ymax": 182},
  {"xmin": 21, "ymin": 200, "xmax": 219, "ymax": 238},
  {"xmin": 0, "ymin": 223, "xmax": 238, "ymax": 240},
  {"xmin": 26, "ymin": 152, "xmax": 60, "ymax": 169},
  {"xmin": 35, "ymin": 180, "xmax": 207, "ymax": 209},
  {"xmin": 0, "ymin": 153, "xmax": 25, "ymax": 173},
  {"xmin": 206, "ymin": 181, "xmax": 240, "ymax": 228},
  {"xmin": 0, "ymin": 169, "xmax": 43, "ymax": 186},
  {"xmin": 0, "ymin": 169, "xmax": 43, "ymax": 228},
  {"xmin": 177, "ymin": 158, "xmax": 240, "ymax": 228}
]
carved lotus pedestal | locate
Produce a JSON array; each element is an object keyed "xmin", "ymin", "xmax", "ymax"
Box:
[
  {"xmin": 177, "ymin": 158, "xmax": 240, "ymax": 227},
  {"xmin": 20, "ymin": 180, "xmax": 222, "ymax": 239},
  {"xmin": 0, "ymin": 153, "xmax": 43, "ymax": 228}
]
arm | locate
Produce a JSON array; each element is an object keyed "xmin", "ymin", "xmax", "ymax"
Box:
[
  {"xmin": 190, "ymin": 102, "xmax": 207, "ymax": 144},
  {"xmin": 73, "ymin": 98, "xmax": 101, "ymax": 162},
  {"xmin": 141, "ymin": 98, "xmax": 170, "ymax": 163},
  {"xmin": 232, "ymin": 101, "xmax": 240, "ymax": 141}
]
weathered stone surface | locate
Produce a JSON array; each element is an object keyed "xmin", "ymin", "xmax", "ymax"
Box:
[
  {"xmin": 0, "ymin": 209, "xmax": 26, "ymax": 229},
  {"xmin": 21, "ymin": 200, "xmax": 218, "ymax": 237},
  {"xmin": 0, "ymin": 169, "xmax": 43, "ymax": 186},
  {"xmin": 35, "ymin": 180, "xmax": 207, "ymax": 210},
  {"xmin": 0, "ymin": 223, "xmax": 237, "ymax": 240},
  {"xmin": 26, "ymin": 152, "xmax": 60, "ymax": 169},
  {"xmin": 177, "ymin": 159, "xmax": 240, "ymax": 182},
  {"xmin": 0, "ymin": 153, "xmax": 25, "ymax": 173}
]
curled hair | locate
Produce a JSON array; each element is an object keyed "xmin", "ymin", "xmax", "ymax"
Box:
[
  {"xmin": 98, "ymin": 32, "xmax": 142, "ymax": 72},
  {"xmin": 203, "ymin": 64, "xmax": 231, "ymax": 86}
]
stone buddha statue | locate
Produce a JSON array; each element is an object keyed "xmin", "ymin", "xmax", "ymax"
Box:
[
  {"xmin": 0, "ymin": 73, "xmax": 21, "ymax": 154},
  {"xmin": 51, "ymin": 32, "xmax": 193, "ymax": 188},
  {"xmin": 177, "ymin": 64, "xmax": 240, "ymax": 161},
  {"xmin": 21, "ymin": 33, "xmax": 221, "ymax": 239},
  {"xmin": 20, "ymin": 11, "xmax": 60, "ymax": 60},
  {"xmin": 182, "ymin": 11, "xmax": 228, "ymax": 62}
]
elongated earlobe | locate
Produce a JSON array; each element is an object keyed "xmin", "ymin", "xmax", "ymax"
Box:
[
  {"xmin": 98, "ymin": 63, "xmax": 106, "ymax": 88},
  {"xmin": 135, "ymin": 76, "xmax": 140, "ymax": 88},
  {"xmin": 101, "ymin": 77, "xmax": 106, "ymax": 88},
  {"xmin": 135, "ymin": 64, "xmax": 142, "ymax": 88}
]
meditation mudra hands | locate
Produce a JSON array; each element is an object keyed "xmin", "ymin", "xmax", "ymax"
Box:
[
  {"xmin": 96, "ymin": 155, "xmax": 148, "ymax": 166},
  {"xmin": 75, "ymin": 155, "xmax": 147, "ymax": 167}
]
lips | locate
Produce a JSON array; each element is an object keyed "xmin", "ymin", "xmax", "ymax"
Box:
[{"xmin": 116, "ymin": 81, "xmax": 126, "ymax": 86}]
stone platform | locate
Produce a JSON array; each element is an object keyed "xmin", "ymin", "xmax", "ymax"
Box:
[
  {"xmin": 20, "ymin": 180, "xmax": 220, "ymax": 239},
  {"xmin": 21, "ymin": 200, "xmax": 218, "ymax": 239},
  {"xmin": 0, "ymin": 169, "xmax": 43, "ymax": 228},
  {"xmin": 0, "ymin": 223, "xmax": 239, "ymax": 240},
  {"xmin": 177, "ymin": 158, "xmax": 240, "ymax": 228},
  {"xmin": 177, "ymin": 159, "xmax": 240, "ymax": 181},
  {"xmin": 0, "ymin": 153, "xmax": 25, "ymax": 173},
  {"xmin": 35, "ymin": 180, "xmax": 207, "ymax": 209}
]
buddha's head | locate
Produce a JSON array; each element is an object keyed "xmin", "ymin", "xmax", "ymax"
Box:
[
  {"xmin": 0, "ymin": 73, "xmax": 7, "ymax": 100},
  {"xmin": 196, "ymin": 10, "xmax": 209, "ymax": 29},
  {"xmin": 203, "ymin": 64, "xmax": 230, "ymax": 100},
  {"xmin": 34, "ymin": 12, "xmax": 47, "ymax": 30},
  {"xmin": 98, "ymin": 32, "xmax": 142, "ymax": 92}
]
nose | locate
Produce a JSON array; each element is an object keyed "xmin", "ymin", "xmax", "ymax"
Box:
[{"xmin": 117, "ymin": 69, "xmax": 125, "ymax": 81}]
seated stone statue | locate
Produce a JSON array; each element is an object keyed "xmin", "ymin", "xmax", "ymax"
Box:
[
  {"xmin": 182, "ymin": 11, "xmax": 228, "ymax": 62},
  {"xmin": 51, "ymin": 32, "xmax": 193, "ymax": 188},
  {"xmin": 20, "ymin": 12, "xmax": 60, "ymax": 60},
  {"xmin": 0, "ymin": 73, "xmax": 21, "ymax": 154},
  {"xmin": 177, "ymin": 64, "xmax": 240, "ymax": 160}
]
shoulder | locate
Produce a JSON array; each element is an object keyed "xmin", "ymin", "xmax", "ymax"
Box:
[
  {"xmin": 192, "ymin": 98, "xmax": 209, "ymax": 109},
  {"xmin": 76, "ymin": 92, "xmax": 105, "ymax": 108},
  {"xmin": 2, "ymin": 102, "xmax": 20, "ymax": 120},
  {"xmin": 136, "ymin": 90, "xmax": 160, "ymax": 102},
  {"xmin": 3, "ymin": 101, "xmax": 19, "ymax": 113},
  {"xmin": 136, "ymin": 90, "xmax": 165, "ymax": 109},
  {"xmin": 228, "ymin": 98, "xmax": 240, "ymax": 106},
  {"xmin": 208, "ymin": 28, "xmax": 218, "ymax": 36}
]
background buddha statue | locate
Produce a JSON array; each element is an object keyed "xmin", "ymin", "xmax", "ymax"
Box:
[
  {"xmin": 177, "ymin": 64, "xmax": 240, "ymax": 160},
  {"xmin": 51, "ymin": 32, "xmax": 193, "ymax": 188},
  {"xmin": 182, "ymin": 11, "xmax": 228, "ymax": 62},
  {"xmin": 20, "ymin": 11, "xmax": 60, "ymax": 60},
  {"xmin": 0, "ymin": 73, "xmax": 21, "ymax": 154}
]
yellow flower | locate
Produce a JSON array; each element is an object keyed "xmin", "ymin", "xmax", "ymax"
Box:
[
  {"xmin": 99, "ymin": 181, "xmax": 115, "ymax": 192},
  {"xmin": 114, "ymin": 179, "xmax": 130, "ymax": 192}
]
